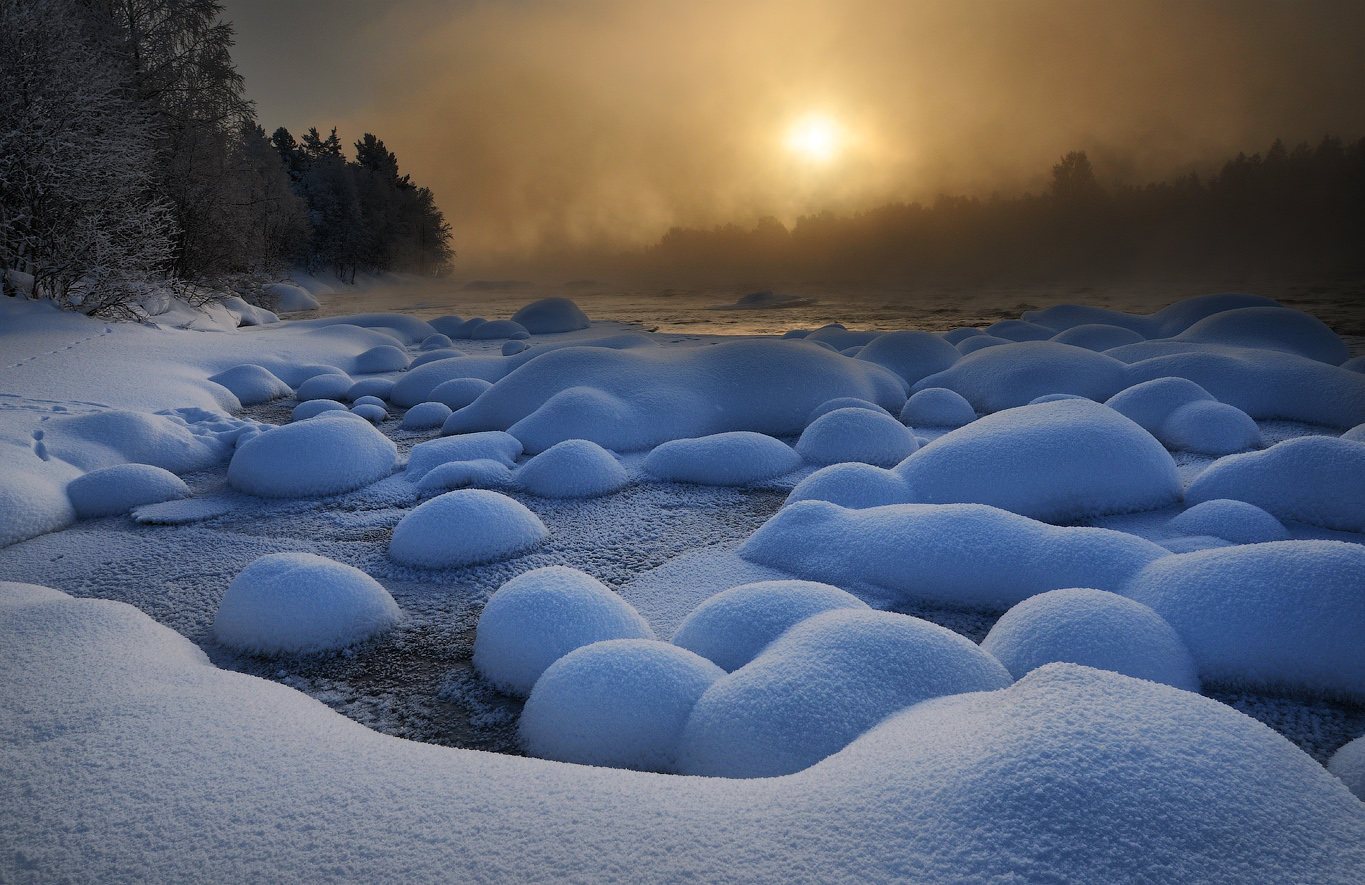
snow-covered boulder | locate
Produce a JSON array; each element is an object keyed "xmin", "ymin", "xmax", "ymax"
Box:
[
  {"xmin": 208, "ymin": 364, "xmax": 291, "ymax": 406},
  {"xmin": 1184, "ymin": 436, "xmax": 1365, "ymax": 532},
  {"xmin": 670, "ymin": 580, "xmax": 869, "ymax": 672},
  {"xmin": 1171, "ymin": 306, "xmax": 1349, "ymax": 364},
  {"xmin": 420, "ymin": 333, "xmax": 454, "ymax": 351},
  {"xmin": 67, "ymin": 464, "xmax": 190, "ymax": 519},
  {"xmin": 516, "ymin": 439, "xmax": 628, "ymax": 498},
  {"xmin": 644, "ymin": 432, "xmax": 802, "ymax": 486},
  {"xmin": 795, "ymin": 408, "xmax": 918, "ymax": 467},
  {"xmin": 212, "ymin": 552, "xmax": 400, "ymax": 655},
  {"xmin": 853, "ymin": 330, "xmax": 960, "ymax": 386},
  {"xmin": 985, "ymin": 319, "xmax": 1055, "ymax": 342},
  {"xmin": 1106, "ymin": 377, "xmax": 1260, "ymax": 455},
  {"xmin": 1049, "ymin": 323, "xmax": 1146, "ymax": 351},
  {"xmin": 292, "ymin": 400, "xmax": 348, "ymax": 421},
  {"xmin": 228, "ymin": 412, "xmax": 397, "ymax": 498},
  {"xmin": 956, "ymin": 335, "xmax": 1011, "ymax": 354},
  {"xmin": 42, "ymin": 410, "xmax": 235, "ymax": 474},
  {"xmin": 388, "ymin": 355, "xmax": 510, "ymax": 406},
  {"xmin": 914, "ymin": 341, "xmax": 1129, "ymax": 412},
  {"xmin": 430, "ymin": 378, "xmax": 493, "ymax": 411},
  {"xmin": 741, "ymin": 501, "xmax": 1168, "ymax": 609},
  {"xmin": 399, "ymin": 402, "xmax": 453, "ymax": 430},
  {"xmin": 427, "ymin": 315, "xmax": 464, "ymax": 336},
  {"xmin": 899, "ymin": 387, "xmax": 976, "ymax": 428},
  {"xmin": 473, "ymin": 566, "xmax": 655, "ymax": 695},
  {"xmin": 350, "ymin": 403, "xmax": 387, "ymax": 423},
  {"xmin": 1106, "ymin": 377, "xmax": 1218, "ymax": 432},
  {"xmin": 981, "ymin": 588, "xmax": 1198, "ymax": 691},
  {"xmin": 354, "ymin": 345, "xmax": 410, "ymax": 374},
  {"xmin": 415, "ymin": 459, "xmax": 514, "ymax": 494},
  {"xmin": 0, "ymin": 469, "xmax": 76, "ymax": 548},
  {"xmin": 804, "ymin": 324, "xmax": 881, "ymax": 351},
  {"xmin": 452, "ymin": 318, "xmax": 487, "ymax": 338},
  {"xmin": 1329, "ymin": 737, "xmax": 1365, "ymax": 801},
  {"xmin": 471, "ymin": 320, "xmax": 530, "ymax": 340},
  {"xmin": 511, "ymin": 297, "xmax": 591, "ymax": 333},
  {"xmin": 1123, "ymin": 541, "xmax": 1365, "ymax": 696},
  {"xmin": 295, "ymin": 372, "xmax": 354, "ymax": 402},
  {"xmin": 388, "ymin": 489, "xmax": 546, "ymax": 568},
  {"xmin": 405, "ymin": 431, "xmax": 523, "ymax": 482},
  {"xmin": 346, "ymin": 378, "xmax": 394, "ymax": 402},
  {"xmin": 520, "ymin": 639, "xmax": 723, "ymax": 772},
  {"xmin": 1167, "ymin": 499, "xmax": 1289, "ymax": 544},
  {"xmin": 503, "ymin": 340, "xmax": 530, "ymax": 356},
  {"xmin": 676, "ymin": 609, "xmax": 1012, "ymax": 778},
  {"xmin": 805, "ymin": 397, "xmax": 893, "ymax": 426},
  {"xmin": 1343, "ymin": 423, "xmax": 1365, "ymax": 442},
  {"xmin": 264, "ymin": 282, "xmax": 320, "ymax": 312}
]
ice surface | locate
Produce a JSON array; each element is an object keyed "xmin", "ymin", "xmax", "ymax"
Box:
[
  {"xmin": 644, "ymin": 432, "xmax": 802, "ymax": 486},
  {"xmin": 354, "ymin": 344, "xmax": 411, "ymax": 374},
  {"xmin": 795, "ymin": 407, "xmax": 919, "ymax": 466},
  {"xmin": 516, "ymin": 439, "xmax": 628, "ymax": 498},
  {"xmin": 388, "ymin": 489, "xmax": 548, "ymax": 568},
  {"xmin": 1124, "ymin": 541, "xmax": 1365, "ymax": 696},
  {"xmin": 981, "ymin": 588, "xmax": 1199, "ymax": 691},
  {"xmin": 852, "ymin": 330, "xmax": 960, "ymax": 385},
  {"xmin": 511, "ymin": 297, "xmax": 592, "ymax": 334},
  {"xmin": 67, "ymin": 463, "xmax": 190, "ymax": 518},
  {"xmin": 228, "ymin": 412, "xmax": 397, "ymax": 498},
  {"xmin": 208, "ymin": 364, "xmax": 292, "ymax": 406},
  {"xmin": 671, "ymin": 580, "xmax": 870, "ymax": 672},
  {"xmin": 898, "ymin": 386, "xmax": 977, "ymax": 427},
  {"xmin": 1184, "ymin": 436, "xmax": 1365, "ymax": 532},
  {"xmin": 399, "ymin": 401, "xmax": 452, "ymax": 430},
  {"xmin": 676, "ymin": 609, "xmax": 1013, "ymax": 777},
  {"xmin": 742, "ymin": 501, "xmax": 1168, "ymax": 609},
  {"xmin": 1167, "ymin": 498, "xmax": 1290, "ymax": 544},
  {"xmin": 405, "ymin": 431, "xmax": 523, "ymax": 481},
  {"xmin": 213, "ymin": 552, "xmax": 400, "ymax": 654},
  {"xmin": 473, "ymin": 566, "xmax": 655, "ymax": 695},
  {"xmin": 915, "ymin": 341, "xmax": 1130, "ymax": 410},
  {"xmin": 520, "ymin": 638, "xmax": 723, "ymax": 771}
]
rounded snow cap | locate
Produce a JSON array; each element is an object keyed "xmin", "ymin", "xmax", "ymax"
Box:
[
  {"xmin": 517, "ymin": 439, "xmax": 628, "ymax": 498},
  {"xmin": 645, "ymin": 432, "xmax": 802, "ymax": 486},
  {"xmin": 511, "ymin": 297, "xmax": 591, "ymax": 334},
  {"xmin": 229, "ymin": 412, "xmax": 397, "ymax": 498},
  {"xmin": 899, "ymin": 387, "xmax": 976, "ymax": 428},
  {"xmin": 388, "ymin": 489, "xmax": 547, "ymax": 568},
  {"xmin": 796, "ymin": 407, "xmax": 919, "ymax": 466}
]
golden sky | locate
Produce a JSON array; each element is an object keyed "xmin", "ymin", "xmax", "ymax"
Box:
[{"xmin": 224, "ymin": 0, "xmax": 1365, "ymax": 270}]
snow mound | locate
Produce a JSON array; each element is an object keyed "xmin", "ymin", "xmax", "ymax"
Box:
[
  {"xmin": 212, "ymin": 552, "xmax": 400, "ymax": 655},
  {"xmin": 741, "ymin": 501, "xmax": 1168, "ymax": 609},
  {"xmin": 985, "ymin": 319, "xmax": 1055, "ymax": 341},
  {"xmin": 349, "ymin": 403, "xmax": 387, "ymax": 423},
  {"xmin": 67, "ymin": 464, "xmax": 190, "ymax": 518},
  {"xmin": 1344, "ymin": 356, "xmax": 1365, "ymax": 374},
  {"xmin": 804, "ymin": 324, "xmax": 881, "ymax": 351},
  {"xmin": 473, "ymin": 566, "xmax": 655, "ymax": 695},
  {"xmin": 1184, "ymin": 436, "xmax": 1365, "ymax": 532},
  {"xmin": 1343, "ymin": 423, "xmax": 1365, "ymax": 442},
  {"xmin": 805, "ymin": 397, "xmax": 892, "ymax": 425},
  {"xmin": 644, "ymin": 432, "xmax": 802, "ymax": 486},
  {"xmin": 670, "ymin": 580, "xmax": 870, "ymax": 672},
  {"xmin": 354, "ymin": 345, "xmax": 410, "ymax": 374},
  {"xmin": 274, "ymin": 363, "xmax": 345, "ymax": 387},
  {"xmin": 208, "ymin": 364, "xmax": 291, "ymax": 406},
  {"xmin": 420, "ymin": 333, "xmax": 453, "ymax": 350},
  {"xmin": 913, "ymin": 341, "xmax": 1129, "ymax": 411},
  {"xmin": 1106, "ymin": 377, "xmax": 1261, "ymax": 455},
  {"xmin": 443, "ymin": 338, "xmax": 906, "ymax": 453},
  {"xmin": 409, "ymin": 350, "xmax": 462, "ymax": 369},
  {"xmin": 43, "ymin": 409, "xmax": 235, "ymax": 473},
  {"xmin": 406, "ymin": 431, "xmax": 523, "ymax": 481},
  {"xmin": 452, "ymin": 318, "xmax": 487, "ymax": 338},
  {"xmin": 512, "ymin": 297, "xmax": 591, "ymax": 333},
  {"xmin": 899, "ymin": 387, "xmax": 977, "ymax": 427},
  {"xmin": 676, "ymin": 609, "xmax": 1012, "ymax": 777},
  {"xmin": 292, "ymin": 400, "xmax": 348, "ymax": 421},
  {"xmin": 1050, "ymin": 323, "xmax": 1146, "ymax": 351},
  {"xmin": 517, "ymin": 439, "xmax": 628, "ymax": 498},
  {"xmin": 1023, "ymin": 293, "xmax": 1281, "ymax": 337},
  {"xmin": 427, "ymin": 315, "xmax": 464, "ymax": 336},
  {"xmin": 0, "ymin": 470, "xmax": 76, "ymax": 548},
  {"xmin": 1172, "ymin": 306, "xmax": 1349, "ymax": 364},
  {"xmin": 346, "ymin": 378, "xmax": 394, "ymax": 401},
  {"xmin": 1106, "ymin": 376, "xmax": 1217, "ymax": 432},
  {"xmin": 228, "ymin": 412, "xmax": 397, "ymax": 498},
  {"xmin": 351, "ymin": 395, "xmax": 386, "ymax": 409},
  {"xmin": 1168, "ymin": 499, "xmax": 1290, "ymax": 544},
  {"xmin": 430, "ymin": 377, "xmax": 492, "ymax": 410},
  {"xmin": 221, "ymin": 295, "xmax": 279, "ymax": 326},
  {"xmin": 1329, "ymin": 736, "xmax": 1365, "ymax": 800},
  {"xmin": 299, "ymin": 312, "xmax": 436, "ymax": 344},
  {"xmin": 471, "ymin": 319, "xmax": 530, "ymax": 340},
  {"xmin": 503, "ymin": 340, "xmax": 530, "ymax": 356},
  {"xmin": 795, "ymin": 407, "xmax": 918, "ymax": 466},
  {"xmin": 853, "ymin": 330, "xmax": 960, "ymax": 386},
  {"xmin": 388, "ymin": 355, "xmax": 510, "ymax": 406},
  {"xmin": 520, "ymin": 639, "xmax": 723, "ymax": 772},
  {"xmin": 265, "ymin": 282, "xmax": 320, "ymax": 312},
  {"xmin": 399, "ymin": 402, "xmax": 453, "ymax": 430},
  {"xmin": 388, "ymin": 489, "xmax": 547, "ymax": 568},
  {"xmin": 981, "ymin": 588, "xmax": 1198, "ymax": 691},
  {"xmin": 415, "ymin": 459, "xmax": 514, "ymax": 494},
  {"xmin": 295, "ymin": 372, "xmax": 354, "ymax": 402},
  {"xmin": 1123, "ymin": 541, "xmax": 1365, "ymax": 696}
]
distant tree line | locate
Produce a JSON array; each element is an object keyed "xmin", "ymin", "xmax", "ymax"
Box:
[
  {"xmin": 647, "ymin": 139, "xmax": 1365, "ymax": 285},
  {"xmin": 0, "ymin": 0, "xmax": 452, "ymax": 316}
]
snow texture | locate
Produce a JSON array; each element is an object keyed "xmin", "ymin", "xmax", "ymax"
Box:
[
  {"xmin": 981, "ymin": 588, "xmax": 1199, "ymax": 691},
  {"xmin": 852, "ymin": 330, "xmax": 961, "ymax": 386},
  {"xmin": 741, "ymin": 501, "xmax": 1169, "ymax": 609},
  {"xmin": 208, "ymin": 364, "xmax": 292, "ymax": 406},
  {"xmin": 405, "ymin": 431, "xmax": 523, "ymax": 481},
  {"xmin": 520, "ymin": 638, "xmax": 724, "ymax": 771},
  {"xmin": 1106, "ymin": 377, "xmax": 1261, "ymax": 455},
  {"xmin": 1184, "ymin": 436, "xmax": 1365, "ymax": 532},
  {"xmin": 516, "ymin": 439, "xmax": 629, "ymax": 498},
  {"xmin": 1123, "ymin": 541, "xmax": 1365, "ymax": 696},
  {"xmin": 644, "ymin": 432, "xmax": 802, "ymax": 486},
  {"xmin": 914, "ymin": 341, "xmax": 1130, "ymax": 411},
  {"xmin": 676, "ymin": 609, "xmax": 1013, "ymax": 777},
  {"xmin": 899, "ymin": 387, "xmax": 977, "ymax": 427},
  {"xmin": 228, "ymin": 412, "xmax": 397, "ymax": 498},
  {"xmin": 387, "ymin": 489, "xmax": 548, "ymax": 568},
  {"xmin": 429, "ymin": 377, "xmax": 493, "ymax": 410},
  {"xmin": 42, "ymin": 409, "xmax": 238, "ymax": 474},
  {"xmin": 1344, "ymin": 423, "xmax": 1365, "ymax": 442},
  {"xmin": 1329, "ymin": 736, "xmax": 1365, "ymax": 800},
  {"xmin": 212, "ymin": 552, "xmax": 400, "ymax": 654},
  {"xmin": 295, "ymin": 372, "xmax": 354, "ymax": 402},
  {"xmin": 670, "ymin": 580, "xmax": 871, "ymax": 672},
  {"xmin": 350, "ymin": 403, "xmax": 387, "ymax": 423},
  {"xmin": 414, "ymin": 459, "xmax": 514, "ymax": 494},
  {"xmin": 0, "ymin": 471, "xmax": 76, "ymax": 548},
  {"xmin": 399, "ymin": 401, "xmax": 453, "ymax": 430},
  {"xmin": 511, "ymin": 297, "xmax": 592, "ymax": 333},
  {"xmin": 67, "ymin": 463, "xmax": 190, "ymax": 518},
  {"xmin": 1167, "ymin": 499, "xmax": 1290, "ymax": 544},
  {"xmin": 795, "ymin": 407, "xmax": 919, "ymax": 466},
  {"xmin": 473, "ymin": 566, "xmax": 655, "ymax": 695},
  {"xmin": 354, "ymin": 345, "xmax": 411, "ymax": 374}
]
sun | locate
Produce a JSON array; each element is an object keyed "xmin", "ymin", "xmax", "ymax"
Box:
[{"xmin": 785, "ymin": 115, "xmax": 842, "ymax": 163}]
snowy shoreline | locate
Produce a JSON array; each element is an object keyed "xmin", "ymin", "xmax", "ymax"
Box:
[{"xmin": 2, "ymin": 291, "xmax": 1365, "ymax": 882}]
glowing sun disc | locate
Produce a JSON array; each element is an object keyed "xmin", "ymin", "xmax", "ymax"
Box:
[{"xmin": 786, "ymin": 116, "xmax": 841, "ymax": 162}]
